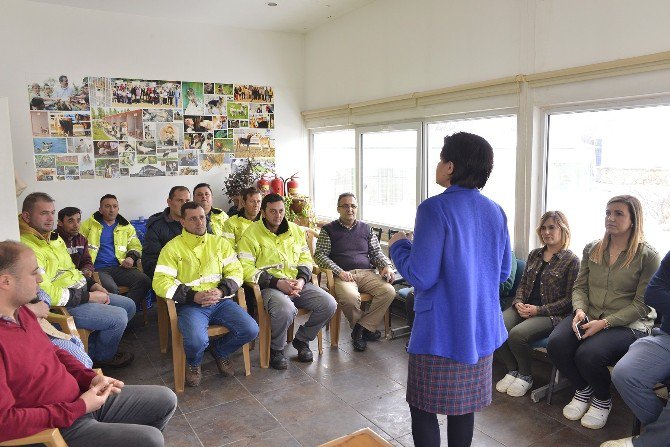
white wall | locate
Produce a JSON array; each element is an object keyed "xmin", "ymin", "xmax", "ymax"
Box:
[
  {"xmin": 0, "ymin": 0, "xmax": 306, "ymax": 220},
  {"xmin": 0, "ymin": 98, "xmax": 20, "ymax": 240},
  {"xmin": 304, "ymin": 0, "xmax": 670, "ymax": 110}
]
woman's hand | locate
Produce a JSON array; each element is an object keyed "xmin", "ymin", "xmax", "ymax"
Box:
[
  {"xmin": 579, "ymin": 319, "xmax": 607, "ymax": 340},
  {"xmin": 388, "ymin": 231, "xmax": 408, "ymax": 248},
  {"xmin": 572, "ymin": 309, "xmax": 586, "ymax": 336},
  {"xmin": 515, "ymin": 303, "xmax": 538, "ymax": 319}
]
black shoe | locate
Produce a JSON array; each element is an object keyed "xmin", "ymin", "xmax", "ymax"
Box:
[
  {"xmin": 291, "ymin": 338, "xmax": 314, "ymax": 362},
  {"xmin": 351, "ymin": 324, "xmax": 367, "ymax": 352},
  {"xmin": 270, "ymin": 349, "xmax": 288, "ymax": 370},
  {"xmin": 362, "ymin": 328, "xmax": 382, "ymax": 341},
  {"xmin": 93, "ymin": 351, "xmax": 134, "ymax": 369}
]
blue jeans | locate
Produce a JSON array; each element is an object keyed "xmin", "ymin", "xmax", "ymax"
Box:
[
  {"xmin": 612, "ymin": 328, "xmax": 670, "ymax": 447},
  {"xmin": 67, "ymin": 294, "xmax": 136, "ymax": 361},
  {"xmin": 176, "ymin": 298, "xmax": 259, "ymax": 366}
]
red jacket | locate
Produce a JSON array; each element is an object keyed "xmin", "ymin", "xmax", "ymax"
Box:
[{"xmin": 0, "ymin": 307, "xmax": 97, "ymax": 441}]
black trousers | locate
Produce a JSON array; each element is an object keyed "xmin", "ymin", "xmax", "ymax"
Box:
[{"xmin": 547, "ymin": 316, "xmax": 643, "ymax": 400}]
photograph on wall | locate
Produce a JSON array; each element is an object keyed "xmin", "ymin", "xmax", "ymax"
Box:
[
  {"xmin": 67, "ymin": 137, "xmax": 93, "ymax": 153},
  {"xmin": 182, "ymin": 82, "xmax": 204, "ymax": 115},
  {"xmin": 234, "ymin": 85, "xmax": 273, "ymax": 103},
  {"xmin": 33, "ymin": 137, "xmax": 67, "ymax": 154},
  {"xmin": 28, "ymin": 72, "xmax": 90, "ymax": 112},
  {"xmin": 112, "ymin": 79, "xmax": 181, "ymax": 109},
  {"xmin": 27, "ymin": 73, "xmax": 274, "ymax": 182}
]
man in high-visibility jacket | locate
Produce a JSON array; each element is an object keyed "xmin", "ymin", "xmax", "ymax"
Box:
[
  {"xmin": 80, "ymin": 194, "xmax": 151, "ymax": 308},
  {"xmin": 222, "ymin": 186, "xmax": 262, "ymax": 316},
  {"xmin": 222, "ymin": 186, "xmax": 262, "ymax": 247},
  {"xmin": 19, "ymin": 192, "xmax": 136, "ymax": 368},
  {"xmin": 193, "ymin": 182, "xmax": 228, "ymax": 236},
  {"xmin": 153, "ymin": 202, "xmax": 258, "ymax": 387},
  {"xmin": 238, "ymin": 193, "xmax": 336, "ymax": 370}
]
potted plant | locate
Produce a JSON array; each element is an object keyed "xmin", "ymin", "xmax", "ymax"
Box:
[
  {"xmin": 222, "ymin": 158, "xmax": 267, "ymax": 203},
  {"xmin": 284, "ymin": 193, "xmax": 316, "ymax": 228}
]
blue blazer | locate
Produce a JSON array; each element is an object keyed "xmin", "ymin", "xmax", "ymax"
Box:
[{"xmin": 391, "ymin": 186, "xmax": 511, "ymax": 364}]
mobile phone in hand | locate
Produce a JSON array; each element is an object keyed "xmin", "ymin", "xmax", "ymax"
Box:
[{"xmin": 574, "ymin": 316, "xmax": 590, "ymax": 340}]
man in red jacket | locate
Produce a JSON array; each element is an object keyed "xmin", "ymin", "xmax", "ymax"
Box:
[{"xmin": 0, "ymin": 240, "xmax": 177, "ymax": 446}]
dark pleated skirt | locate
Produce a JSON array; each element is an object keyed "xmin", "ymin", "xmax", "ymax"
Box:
[{"xmin": 407, "ymin": 353, "xmax": 493, "ymax": 415}]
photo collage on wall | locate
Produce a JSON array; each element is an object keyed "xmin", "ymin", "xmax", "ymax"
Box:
[{"xmin": 28, "ymin": 73, "xmax": 275, "ymax": 181}]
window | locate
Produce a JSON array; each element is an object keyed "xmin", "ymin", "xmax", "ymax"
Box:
[
  {"xmin": 360, "ymin": 126, "xmax": 420, "ymax": 229},
  {"xmin": 426, "ymin": 115, "xmax": 517, "ymax": 243},
  {"xmin": 546, "ymin": 105, "xmax": 670, "ymax": 256},
  {"xmin": 312, "ymin": 129, "xmax": 355, "ymax": 219}
]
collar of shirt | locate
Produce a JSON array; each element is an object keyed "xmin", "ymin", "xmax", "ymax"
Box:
[{"xmin": 337, "ymin": 219, "xmax": 358, "ymax": 230}]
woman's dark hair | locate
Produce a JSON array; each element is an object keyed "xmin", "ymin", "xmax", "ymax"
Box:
[{"xmin": 440, "ymin": 132, "xmax": 494, "ymax": 189}]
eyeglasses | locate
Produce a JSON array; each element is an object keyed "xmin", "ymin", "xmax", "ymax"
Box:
[{"xmin": 338, "ymin": 204, "xmax": 358, "ymax": 210}]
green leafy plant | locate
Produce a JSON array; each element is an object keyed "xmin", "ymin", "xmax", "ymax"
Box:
[{"xmin": 284, "ymin": 194, "xmax": 317, "ymax": 228}]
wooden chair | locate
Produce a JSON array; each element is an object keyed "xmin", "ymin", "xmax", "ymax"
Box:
[
  {"xmin": 247, "ymin": 275, "xmax": 324, "ymax": 369},
  {"xmin": 157, "ymin": 288, "xmax": 251, "ymax": 393},
  {"xmin": 324, "ymin": 268, "xmax": 391, "ymax": 347},
  {"xmin": 51, "ymin": 307, "xmax": 93, "ymax": 352},
  {"xmin": 46, "ymin": 311, "xmax": 79, "ymax": 337},
  {"xmin": 0, "ymin": 428, "xmax": 68, "ymax": 447}
]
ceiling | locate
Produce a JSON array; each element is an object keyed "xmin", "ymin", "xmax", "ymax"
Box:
[{"xmin": 29, "ymin": 0, "xmax": 375, "ymax": 33}]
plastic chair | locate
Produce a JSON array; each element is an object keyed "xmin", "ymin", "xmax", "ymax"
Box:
[
  {"xmin": 157, "ymin": 288, "xmax": 252, "ymax": 393},
  {"xmin": 324, "ymin": 268, "xmax": 390, "ymax": 347}
]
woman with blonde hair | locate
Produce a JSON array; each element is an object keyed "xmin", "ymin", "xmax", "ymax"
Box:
[
  {"xmin": 547, "ymin": 195, "xmax": 660, "ymax": 430},
  {"xmin": 495, "ymin": 211, "xmax": 580, "ymax": 397}
]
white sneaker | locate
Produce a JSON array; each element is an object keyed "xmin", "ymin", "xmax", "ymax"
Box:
[
  {"xmin": 563, "ymin": 397, "xmax": 590, "ymax": 420},
  {"xmin": 507, "ymin": 377, "xmax": 533, "ymax": 397},
  {"xmin": 581, "ymin": 404, "xmax": 611, "ymax": 429},
  {"xmin": 495, "ymin": 373, "xmax": 518, "ymax": 393},
  {"xmin": 600, "ymin": 437, "xmax": 634, "ymax": 447}
]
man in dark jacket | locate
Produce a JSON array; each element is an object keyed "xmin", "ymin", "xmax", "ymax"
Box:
[{"xmin": 141, "ymin": 186, "xmax": 190, "ymax": 280}]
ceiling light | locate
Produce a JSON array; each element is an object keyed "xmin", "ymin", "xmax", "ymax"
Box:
[{"xmin": 267, "ymin": 2, "xmax": 278, "ymax": 6}]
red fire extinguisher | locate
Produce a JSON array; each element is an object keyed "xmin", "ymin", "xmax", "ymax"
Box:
[
  {"xmin": 286, "ymin": 173, "xmax": 299, "ymax": 195},
  {"xmin": 257, "ymin": 173, "xmax": 271, "ymax": 194},
  {"xmin": 270, "ymin": 173, "xmax": 285, "ymax": 196}
]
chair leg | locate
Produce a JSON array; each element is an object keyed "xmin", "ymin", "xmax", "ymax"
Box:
[
  {"xmin": 317, "ymin": 329, "xmax": 323, "ymax": 355},
  {"xmin": 242, "ymin": 342, "xmax": 251, "ymax": 376},
  {"xmin": 172, "ymin": 330, "xmax": 185, "ymax": 393},
  {"xmin": 330, "ymin": 306, "xmax": 341, "ymax": 347},
  {"xmin": 547, "ymin": 366, "xmax": 557, "ymax": 405},
  {"xmin": 384, "ymin": 308, "xmax": 391, "ymax": 339},
  {"xmin": 157, "ymin": 300, "xmax": 169, "ymax": 354},
  {"xmin": 259, "ymin": 312, "xmax": 271, "ymax": 369},
  {"xmin": 287, "ymin": 322, "xmax": 294, "ymax": 343}
]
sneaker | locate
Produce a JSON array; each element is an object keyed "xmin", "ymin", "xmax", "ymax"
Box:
[
  {"xmin": 351, "ymin": 323, "xmax": 367, "ymax": 352},
  {"xmin": 185, "ymin": 364, "xmax": 202, "ymax": 387},
  {"xmin": 495, "ymin": 372, "xmax": 518, "ymax": 393},
  {"xmin": 270, "ymin": 349, "xmax": 288, "ymax": 370},
  {"xmin": 362, "ymin": 327, "xmax": 382, "ymax": 341},
  {"xmin": 563, "ymin": 397, "xmax": 590, "ymax": 421},
  {"xmin": 581, "ymin": 404, "xmax": 611, "ymax": 429},
  {"xmin": 92, "ymin": 351, "xmax": 134, "ymax": 369},
  {"xmin": 292, "ymin": 338, "xmax": 314, "ymax": 362},
  {"xmin": 507, "ymin": 377, "xmax": 533, "ymax": 397},
  {"xmin": 600, "ymin": 437, "xmax": 634, "ymax": 447},
  {"xmin": 214, "ymin": 356, "xmax": 235, "ymax": 377}
]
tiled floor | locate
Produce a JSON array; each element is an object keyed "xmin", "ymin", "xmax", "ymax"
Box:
[{"xmin": 117, "ymin": 309, "xmax": 636, "ymax": 447}]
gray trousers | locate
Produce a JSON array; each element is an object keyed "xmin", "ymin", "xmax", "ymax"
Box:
[
  {"xmin": 60, "ymin": 385, "xmax": 177, "ymax": 447},
  {"xmin": 97, "ymin": 266, "xmax": 152, "ymax": 307},
  {"xmin": 261, "ymin": 282, "xmax": 337, "ymax": 350},
  {"xmin": 494, "ymin": 307, "xmax": 554, "ymax": 376},
  {"xmin": 612, "ymin": 329, "xmax": 670, "ymax": 447}
]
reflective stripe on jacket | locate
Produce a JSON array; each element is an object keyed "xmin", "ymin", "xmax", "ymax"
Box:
[
  {"xmin": 153, "ymin": 229, "xmax": 243, "ymax": 302},
  {"xmin": 237, "ymin": 219, "xmax": 312, "ymax": 284},
  {"xmin": 80, "ymin": 212, "xmax": 142, "ymax": 264}
]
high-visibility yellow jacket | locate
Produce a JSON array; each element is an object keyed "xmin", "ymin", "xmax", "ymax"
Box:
[
  {"xmin": 153, "ymin": 229, "xmax": 243, "ymax": 304},
  {"xmin": 207, "ymin": 207, "xmax": 229, "ymax": 237},
  {"xmin": 19, "ymin": 216, "xmax": 87, "ymax": 307},
  {"xmin": 237, "ymin": 219, "xmax": 312, "ymax": 289},
  {"xmin": 221, "ymin": 211, "xmax": 259, "ymax": 246},
  {"xmin": 80, "ymin": 212, "xmax": 142, "ymax": 264}
]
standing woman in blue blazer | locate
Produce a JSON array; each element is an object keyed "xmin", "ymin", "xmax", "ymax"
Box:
[{"xmin": 390, "ymin": 132, "xmax": 512, "ymax": 447}]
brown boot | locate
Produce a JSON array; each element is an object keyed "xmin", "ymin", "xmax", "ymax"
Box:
[
  {"xmin": 185, "ymin": 364, "xmax": 202, "ymax": 387},
  {"xmin": 214, "ymin": 356, "xmax": 235, "ymax": 377},
  {"xmin": 92, "ymin": 351, "xmax": 135, "ymax": 369}
]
